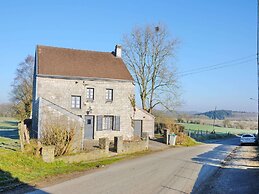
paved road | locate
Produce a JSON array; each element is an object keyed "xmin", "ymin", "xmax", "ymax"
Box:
[
  {"xmin": 29, "ymin": 138, "xmax": 239, "ymax": 194},
  {"xmin": 196, "ymin": 144, "xmax": 259, "ymax": 194}
]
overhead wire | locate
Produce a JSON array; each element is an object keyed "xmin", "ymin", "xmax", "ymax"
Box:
[{"xmin": 177, "ymin": 54, "xmax": 256, "ymax": 77}]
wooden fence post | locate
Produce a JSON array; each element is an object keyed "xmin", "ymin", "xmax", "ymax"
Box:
[
  {"xmin": 23, "ymin": 123, "xmax": 30, "ymax": 144},
  {"xmin": 18, "ymin": 122, "xmax": 24, "ymax": 152},
  {"xmin": 18, "ymin": 121, "xmax": 31, "ymax": 152}
]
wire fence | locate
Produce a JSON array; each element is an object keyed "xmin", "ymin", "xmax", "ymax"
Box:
[{"xmin": 184, "ymin": 129, "xmax": 232, "ymax": 141}]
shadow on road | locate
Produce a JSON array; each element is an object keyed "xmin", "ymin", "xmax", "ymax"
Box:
[
  {"xmin": 191, "ymin": 138, "xmax": 259, "ymax": 193},
  {"xmin": 202, "ymin": 136, "xmax": 240, "ymax": 146}
]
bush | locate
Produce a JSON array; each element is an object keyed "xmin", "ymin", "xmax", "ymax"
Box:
[
  {"xmin": 40, "ymin": 123, "xmax": 76, "ymax": 156},
  {"xmin": 23, "ymin": 139, "xmax": 40, "ymax": 156},
  {"xmin": 176, "ymin": 134, "xmax": 197, "ymax": 146},
  {"xmin": 190, "ymin": 120, "xmax": 200, "ymax": 124}
]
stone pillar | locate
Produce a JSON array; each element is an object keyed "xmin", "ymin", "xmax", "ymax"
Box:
[
  {"xmin": 142, "ymin": 132, "xmax": 149, "ymax": 149},
  {"xmin": 42, "ymin": 146, "xmax": 55, "ymax": 163},
  {"xmin": 168, "ymin": 134, "xmax": 177, "ymax": 146},
  {"xmin": 114, "ymin": 136, "xmax": 123, "ymax": 154},
  {"xmin": 99, "ymin": 138, "xmax": 109, "ymax": 153},
  {"xmin": 164, "ymin": 129, "xmax": 169, "ymax": 145}
]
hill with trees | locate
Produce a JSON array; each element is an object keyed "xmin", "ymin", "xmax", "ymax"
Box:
[{"xmin": 196, "ymin": 110, "xmax": 233, "ymax": 120}]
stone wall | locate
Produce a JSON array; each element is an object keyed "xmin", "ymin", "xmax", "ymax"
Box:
[
  {"xmin": 114, "ymin": 134, "xmax": 149, "ymax": 154},
  {"xmin": 56, "ymin": 149, "xmax": 109, "ymax": 163},
  {"xmin": 42, "ymin": 146, "xmax": 55, "ymax": 163},
  {"xmin": 47, "ymin": 137, "xmax": 110, "ymax": 163},
  {"xmin": 35, "ymin": 76, "xmax": 135, "ymax": 140},
  {"xmin": 57, "ymin": 136, "xmax": 149, "ymax": 163},
  {"xmin": 122, "ymin": 140, "xmax": 148, "ymax": 154},
  {"xmin": 38, "ymin": 98, "xmax": 84, "ymax": 152}
]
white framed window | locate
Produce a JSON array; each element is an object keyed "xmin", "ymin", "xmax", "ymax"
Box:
[
  {"xmin": 106, "ymin": 89, "xmax": 113, "ymax": 101},
  {"xmin": 103, "ymin": 116, "xmax": 114, "ymax": 130},
  {"xmin": 86, "ymin": 88, "xmax": 94, "ymax": 100},
  {"xmin": 71, "ymin": 95, "xmax": 81, "ymax": 109},
  {"xmin": 97, "ymin": 115, "xmax": 120, "ymax": 131}
]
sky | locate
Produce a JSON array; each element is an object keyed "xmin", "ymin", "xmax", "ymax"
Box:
[{"xmin": 0, "ymin": 0, "xmax": 257, "ymax": 112}]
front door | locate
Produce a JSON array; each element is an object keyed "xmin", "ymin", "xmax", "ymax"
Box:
[
  {"xmin": 133, "ymin": 120, "xmax": 142, "ymax": 137},
  {"xmin": 84, "ymin": 115, "xmax": 94, "ymax": 139}
]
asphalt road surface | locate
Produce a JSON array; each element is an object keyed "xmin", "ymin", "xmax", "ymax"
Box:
[
  {"xmin": 195, "ymin": 143, "xmax": 259, "ymax": 194},
  {"xmin": 29, "ymin": 138, "xmax": 239, "ymax": 194}
]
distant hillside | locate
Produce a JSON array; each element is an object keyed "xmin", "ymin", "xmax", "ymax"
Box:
[
  {"xmin": 153, "ymin": 109, "xmax": 257, "ymax": 121},
  {"xmin": 196, "ymin": 110, "xmax": 233, "ymax": 120},
  {"xmin": 196, "ymin": 110, "xmax": 258, "ymax": 120}
]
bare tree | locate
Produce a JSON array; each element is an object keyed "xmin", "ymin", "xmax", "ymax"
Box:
[
  {"xmin": 123, "ymin": 24, "xmax": 180, "ymax": 113},
  {"xmin": 10, "ymin": 55, "xmax": 34, "ymax": 120},
  {"xmin": 0, "ymin": 103, "xmax": 14, "ymax": 117}
]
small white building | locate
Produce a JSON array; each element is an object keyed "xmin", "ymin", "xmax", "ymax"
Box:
[{"xmin": 133, "ymin": 107, "xmax": 155, "ymax": 138}]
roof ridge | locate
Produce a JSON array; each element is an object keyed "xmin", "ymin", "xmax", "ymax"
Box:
[
  {"xmin": 37, "ymin": 44, "xmax": 113, "ymax": 55},
  {"xmin": 36, "ymin": 45, "xmax": 134, "ymax": 81},
  {"xmin": 136, "ymin": 107, "xmax": 155, "ymax": 118}
]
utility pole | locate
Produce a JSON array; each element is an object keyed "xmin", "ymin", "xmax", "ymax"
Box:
[
  {"xmin": 257, "ymin": 0, "xmax": 259, "ymax": 140},
  {"xmin": 213, "ymin": 106, "xmax": 217, "ymax": 132}
]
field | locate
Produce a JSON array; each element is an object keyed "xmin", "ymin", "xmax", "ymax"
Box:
[
  {"xmin": 0, "ymin": 117, "xmax": 18, "ymax": 129},
  {"xmin": 181, "ymin": 123, "xmax": 257, "ymax": 135},
  {"xmin": 0, "ymin": 117, "xmax": 19, "ymax": 139}
]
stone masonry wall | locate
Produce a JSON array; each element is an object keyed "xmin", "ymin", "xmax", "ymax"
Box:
[
  {"xmin": 39, "ymin": 98, "xmax": 84, "ymax": 152},
  {"xmin": 36, "ymin": 76, "xmax": 135, "ymax": 140},
  {"xmin": 122, "ymin": 140, "xmax": 148, "ymax": 154}
]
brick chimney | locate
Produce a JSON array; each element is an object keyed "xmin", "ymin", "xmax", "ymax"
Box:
[{"xmin": 115, "ymin": 45, "xmax": 122, "ymax": 58}]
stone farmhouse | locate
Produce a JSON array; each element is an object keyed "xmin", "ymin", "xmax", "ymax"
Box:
[{"xmin": 31, "ymin": 45, "xmax": 154, "ymax": 148}]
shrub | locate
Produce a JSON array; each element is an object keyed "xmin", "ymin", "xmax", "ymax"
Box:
[
  {"xmin": 236, "ymin": 122, "xmax": 245, "ymax": 130},
  {"xmin": 23, "ymin": 139, "xmax": 41, "ymax": 156},
  {"xmin": 223, "ymin": 119, "xmax": 232, "ymax": 128},
  {"xmin": 40, "ymin": 123, "xmax": 76, "ymax": 156}
]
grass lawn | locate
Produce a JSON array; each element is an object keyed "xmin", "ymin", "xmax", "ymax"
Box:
[
  {"xmin": 0, "ymin": 137, "xmax": 150, "ymax": 189},
  {"xmin": 0, "ymin": 117, "xmax": 19, "ymax": 140},
  {"xmin": 0, "ymin": 117, "xmax": 18, "ymax": 129},
  {"xmin": 181, "ymin": 136, "xmax": 200, "ymax": 146},
  {"xmin": 0, "ymin": 147, "xmax": 122, "ymax": 184},
  {"xmin": 0, "ymin": 137, "xmax": 20, "ymax": 151},
  {"xmin": 180, "ymin": 123, "xmax": 257, "ymax": 135}
]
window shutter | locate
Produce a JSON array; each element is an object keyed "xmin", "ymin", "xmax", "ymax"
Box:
[
  {"xmin": 115, "ymin": 116, "xmax": 120, "ymax": 131},
  {"xmin": 112, "ymin": 116, "xmax": 116, "ymax": 131},
  {"xmin": 97, "ymin": 116, "xmax": 103, "ymax": 131}
]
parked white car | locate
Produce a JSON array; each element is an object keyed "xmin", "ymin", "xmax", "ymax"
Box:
[{"xmin": 240, "ymin": 134, "xmax": 257, "ymax": 145}]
